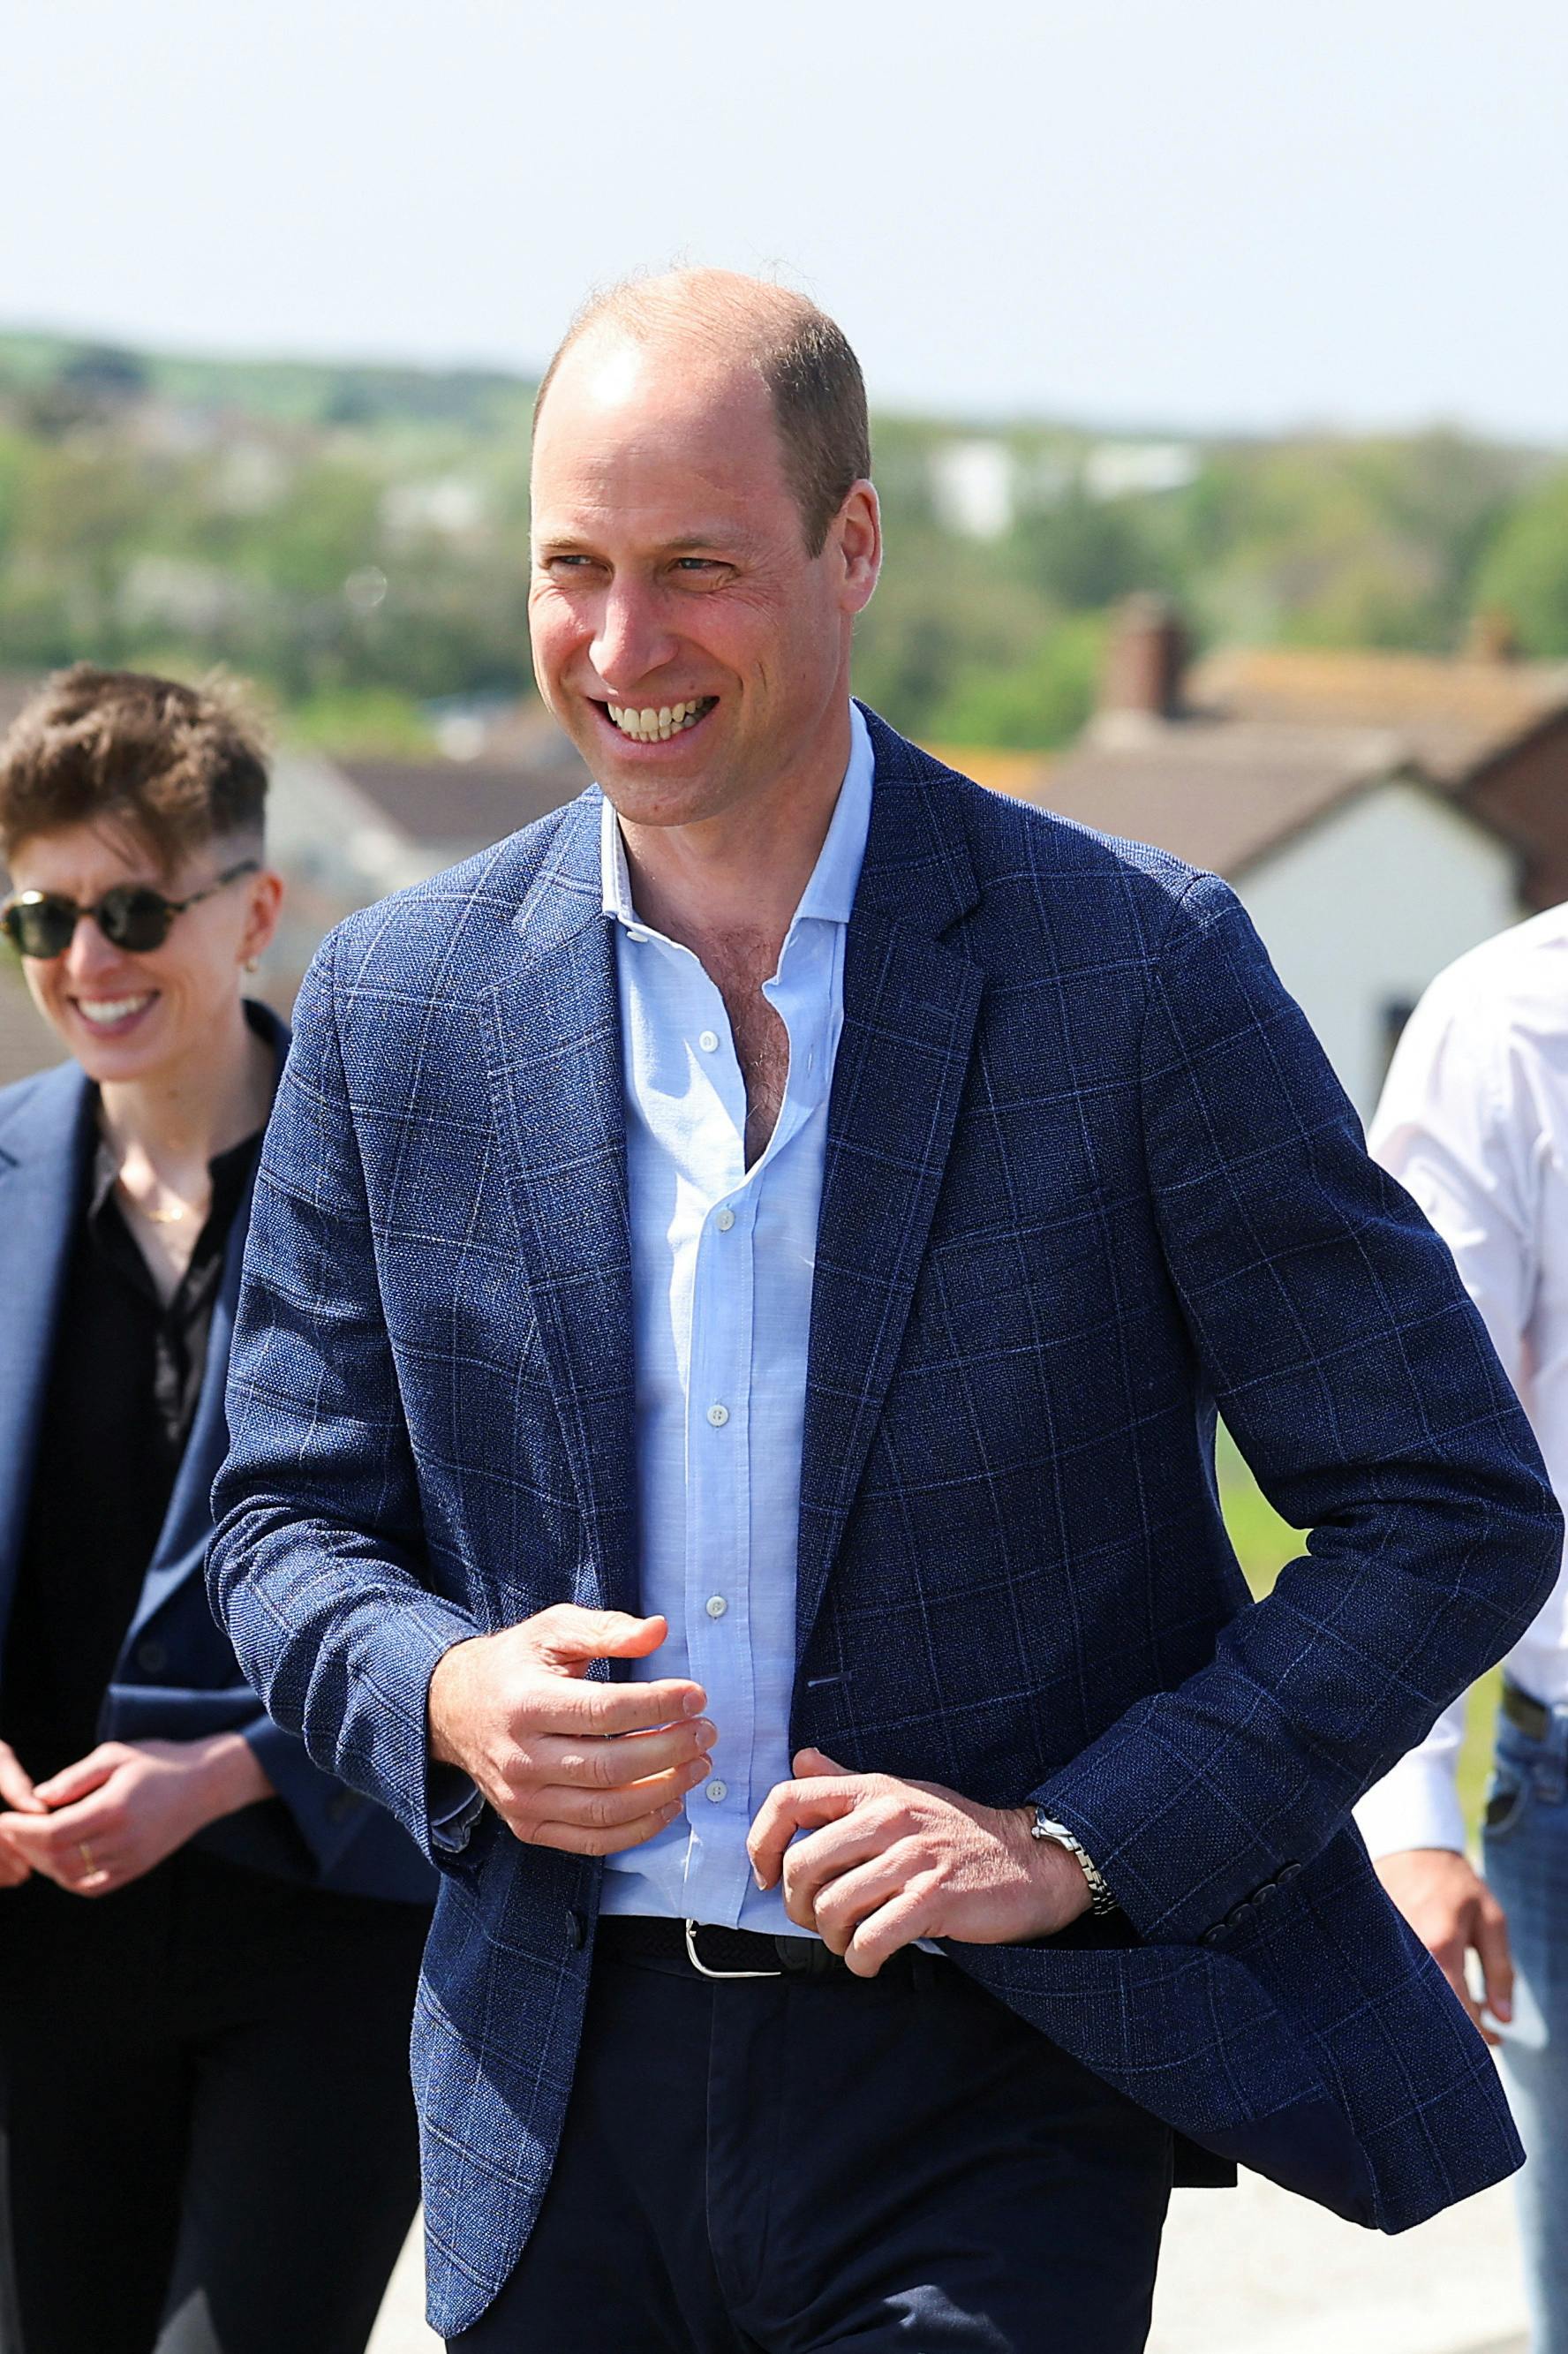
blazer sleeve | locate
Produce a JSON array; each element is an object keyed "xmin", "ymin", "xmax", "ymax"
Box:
[
  {"xmin": 207, "ymin": 932, "xmax": 483, "ymax": 1875},
  {"xmin": 1031, "ymin": 871, "xmax": 1562, "ymax": 1946},
  {"xmin": 237, "ymin": 1709, "xmax": 374, "ymax": 1874}
]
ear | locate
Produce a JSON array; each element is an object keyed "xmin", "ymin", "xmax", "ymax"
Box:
[
  {"xmin": 237, "ymin": 864, "xmax": 285, "ymax": 972},
  {"xmin": 833, "ymin": 481, "xmax": 882, "ymax": 617}
]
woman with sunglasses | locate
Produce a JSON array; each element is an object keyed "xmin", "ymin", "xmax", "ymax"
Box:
[{"xmin": 0, "ymin": 667, "xmax": 433, "ymax": 2354}]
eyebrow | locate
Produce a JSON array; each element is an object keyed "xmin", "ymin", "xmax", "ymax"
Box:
[{"xmin": 536, "ymin": 528, "xmax": 747, "ymax": 557}]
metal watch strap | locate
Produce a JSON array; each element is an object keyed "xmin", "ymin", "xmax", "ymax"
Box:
[{"xmin": 1029, "ymin": 1809, "xmax": 1119, "ymax": 1917}]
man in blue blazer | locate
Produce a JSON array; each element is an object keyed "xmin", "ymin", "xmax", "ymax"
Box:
[{"xmin": 211, "ymin": 272, "xmax": 1562, "ymax": 2352}]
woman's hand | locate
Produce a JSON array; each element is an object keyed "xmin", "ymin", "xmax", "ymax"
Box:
[
  {"xmin": 0, "ymin": 1739, "xmax": 47, "ymax": 1886},
  {"xmin": 0, "ymin": 1734, "xmax": 274, "ymax": 1898}
]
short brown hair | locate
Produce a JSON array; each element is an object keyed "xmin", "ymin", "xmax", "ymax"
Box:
[
  {"xmin": 0, "ymin": 665, "xmax": 268, "ymax": 871},
  {"xmin": 533, "ymin": 269, "xmax": 871, "ymax": 555}
]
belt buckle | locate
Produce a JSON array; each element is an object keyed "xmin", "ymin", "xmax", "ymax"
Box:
[{"xmin": 682, "ymin": 1920, "xmax": 784, "ymax": 1981}]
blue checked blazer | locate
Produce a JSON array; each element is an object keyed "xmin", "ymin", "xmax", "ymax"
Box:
[{"xmin": 210, "ymin": 707, "xmax": 1562, "ymax": 2337}]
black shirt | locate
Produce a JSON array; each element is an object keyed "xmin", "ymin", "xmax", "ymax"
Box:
[{"xmin": 0, "ymin": 1126, "xmax": 263, "ymax": 1782}]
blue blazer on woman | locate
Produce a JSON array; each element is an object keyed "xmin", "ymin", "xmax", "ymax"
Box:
[
  {"xmin": 0, "ymin": 1003, "xmax": 432, "ymax": 1903},
  {"xmin": 211, "ymin": 713, "xmax": 1561, "ymax": 2335}
]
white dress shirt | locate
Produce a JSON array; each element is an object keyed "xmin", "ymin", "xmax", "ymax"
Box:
[
  {"xmin": 598, "ymin": 704, "xmax": 874, "ymax": 1934},
  {"xmin": 1355, "ymin": 902, "xmax": 1568, "ymax": 1860}
]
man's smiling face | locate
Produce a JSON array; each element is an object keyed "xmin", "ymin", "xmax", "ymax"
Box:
[{"xmin": 528, "ymin": 333, "xmax": 877, "ymax": 834}]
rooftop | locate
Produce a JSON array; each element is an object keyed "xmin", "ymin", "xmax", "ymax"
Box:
[
  {"xmin": 1021, "ymin": 713, "xmax": 1417, "ymax": 878},
  {"xmin": 1189, "ymin": 645, "xmax": 1568, "ymax": 781},
  {"xmin": 334, "ymin": 742, "xmax": 589, "ymax": 854}
]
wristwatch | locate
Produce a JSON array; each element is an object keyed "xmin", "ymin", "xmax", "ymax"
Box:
[{"xmin": 1029, "ymin": 1809, "xmax": 1119, "ymax": 1917}]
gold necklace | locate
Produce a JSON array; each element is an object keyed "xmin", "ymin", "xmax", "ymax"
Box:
[{"xmin": 116, "ymin": 1173, "xmax": 198, "ymax": 1226}]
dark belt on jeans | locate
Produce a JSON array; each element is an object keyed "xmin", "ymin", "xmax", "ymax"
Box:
[
  {"xmin": 594, "ymin": 1913, "xmax": 922, "ymax": 1983},
  {"xmin": 1503, "ymin": 1679, "xmax": 1551, "ymax": 1742}
]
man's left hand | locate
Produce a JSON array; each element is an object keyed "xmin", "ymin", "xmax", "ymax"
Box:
[
  {"xmin": 747, "ymin": 1749, "xmax": 1090, "ymax": 1976},
  {"xmin": 0, "ymin": 1735, "xmax": 274, "ymax": 1898}
]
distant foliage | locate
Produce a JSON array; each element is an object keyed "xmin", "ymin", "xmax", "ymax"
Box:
[
  {"xmin": 0, "ymin": 333, "xmax": 1559, "ymax": 753},
  {"xmin": 923, "ymin": 615, "xmax": 1108, "ymax": 750},
  {"xmin": 1475, "ymin": 467, "xmax": 1568, "ymax": 658}
]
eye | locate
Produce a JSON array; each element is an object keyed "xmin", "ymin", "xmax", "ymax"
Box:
[
  {"xmin": 671, "ymin": 558, "xmax": 727, "ymax": 579},
  {"xmin": 544, "ymin": 553, "xmax": 602, "ymax": 576}
]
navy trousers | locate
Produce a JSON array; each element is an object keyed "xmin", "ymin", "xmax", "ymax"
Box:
[
  {"xmin": 450, "ymin": 1940, "xmax": 1173, "ymax": 2353},
  {"xmin": 0, "ymin": 1846, "xmax": 426, "ymax": 2354}
]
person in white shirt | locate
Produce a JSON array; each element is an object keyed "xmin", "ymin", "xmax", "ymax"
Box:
[{"xmin": 1358, "ymin": 902, "xmax": 1568, "ymax": 2354}]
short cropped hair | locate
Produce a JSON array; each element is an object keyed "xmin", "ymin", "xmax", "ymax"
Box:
[
  {"xmin": 0, "ymin": 665, "xmax": 268, "ymax": 871},
  {"xmin": 534, "ymin": 270, "xmax": 871, "ymax": 555}
]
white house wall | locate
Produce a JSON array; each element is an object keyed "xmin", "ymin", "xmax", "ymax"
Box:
[{"xmin": 1233, "ymin": 780, "xmax": 1520, "ymax": 1121}]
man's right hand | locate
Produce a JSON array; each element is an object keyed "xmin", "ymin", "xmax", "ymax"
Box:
[
  {"xmin": 1376, "ymin": 1846, "xmax": 1513, "ymax": 2046},
  {"xmin": 426, "ymin": 1606, "xmax": 713, "ymax": 1856}
]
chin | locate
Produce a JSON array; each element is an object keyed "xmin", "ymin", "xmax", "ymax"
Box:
[{"xmin": 596, "ymin": 772, "xmax": 730, "ymax": 832}]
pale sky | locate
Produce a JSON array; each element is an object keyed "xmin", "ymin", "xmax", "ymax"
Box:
[{"xmin": 4, "ymin": 0, "xmax": 1567, "ymax": 440}]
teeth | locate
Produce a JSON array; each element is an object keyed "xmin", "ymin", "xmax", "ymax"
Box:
[
  {"xmin": 605, "ymin": 698, "xmax": 712, "ymax": 743},
  {"xmin": 77, "ymin": 996, "xmax": 152, "ymax": 1026}
]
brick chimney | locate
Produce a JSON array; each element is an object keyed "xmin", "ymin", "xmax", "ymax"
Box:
[{"xmin": 1101, "ymin": 593, "xmax": 1187, "ymax": 721}]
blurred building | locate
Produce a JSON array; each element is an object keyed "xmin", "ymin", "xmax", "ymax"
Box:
[
  {"xmin": 5, "ymin": 629, "xmax": 1568, "ymax": 1122},
  {"xmin": 940, "ymin": 599, "xmax": 1568, "ymax": 1117}
]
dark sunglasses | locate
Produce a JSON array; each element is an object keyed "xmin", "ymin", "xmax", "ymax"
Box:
[{"xmin": 0, "ymin": 860, "xmax": 260, "ymax": 960}]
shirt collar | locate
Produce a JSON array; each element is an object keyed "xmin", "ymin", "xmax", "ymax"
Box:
[{"xmin": 599, "ymin": 700, "xmax": 874, "ymax": 935}]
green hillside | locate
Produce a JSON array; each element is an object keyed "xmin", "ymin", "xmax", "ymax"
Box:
[{"xmin": 1, "ymin": 328, "xmax": 1564, "ymax": 756}]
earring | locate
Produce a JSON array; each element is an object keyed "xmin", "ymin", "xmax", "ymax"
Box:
[{"xmin": 244, "ymin": 957, "xmax": 260, "ymax": 974}]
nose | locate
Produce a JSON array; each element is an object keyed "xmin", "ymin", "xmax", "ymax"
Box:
[
  {"xmin": 590, "ymin": 577, "xmax": 679, "ymax": 696},
  {"xmin": 62, "ymin": 910, "xmax": 135, "ymax": 987}
]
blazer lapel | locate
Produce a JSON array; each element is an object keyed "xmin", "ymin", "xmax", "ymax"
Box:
[
  {"xmin": 795, "ymin": 721, "xmax": 984, "ymax": 1662},
  {"xmin": 120, "ymin": 1173, "xmax": 253, "ymax": 1647},
  {"xmin": 484, "ymin": 794, "xmax": 639, "ymax": 1616},
  {"xmin": 0, "ymin": 1063, "xmax": 94, "ymax": 1637}
]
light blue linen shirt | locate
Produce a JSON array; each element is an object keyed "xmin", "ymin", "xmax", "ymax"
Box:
[{"xmin": 599, "ymin": 703, "xmax": 874, "ymax": 1935}]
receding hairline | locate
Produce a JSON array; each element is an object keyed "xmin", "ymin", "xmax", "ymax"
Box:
[
  {"xmin": 532, "ymin": 269, "xmax": 871, "ymax": 556},
  {"xmin": 533, "ymin": 269, "xmax": 841, "ymax": 422}
]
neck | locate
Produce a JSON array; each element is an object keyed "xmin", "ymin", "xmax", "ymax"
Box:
[
  {"xmin": 98, "ymin": 997, "xmax": 274, "ymax": 1177},
  {"xmin": 619, "ymin": 698, "xmax": 854, "ymax": 960}
]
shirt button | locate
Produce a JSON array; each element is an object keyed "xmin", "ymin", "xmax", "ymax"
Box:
[
  {"xmin": 705, "ymin": 1595, "xmax": 728, "ymax": 1618},
  {"xmin": 627, "ymin": 926, "xmax": 651, "ymax": 945},
  {"xmin": 715, "ymin": 1207, "xmax": 735, "ymax": 1232},
  {"xmin": 706, "ymin": 1402, "xmax": 730, "ymax": 1427},
  {"xmin": 705, "ymin": 1780, "xmax": 728, "ymax": 1803},
  {"xmin": 698, "ymin": 1029, "xmax": 720, "ymax": 1053}
]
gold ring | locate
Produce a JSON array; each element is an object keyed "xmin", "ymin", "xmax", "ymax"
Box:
[{"xmin": 78, "ymin": 1841, "xmax": 96, "ymax": 1874}]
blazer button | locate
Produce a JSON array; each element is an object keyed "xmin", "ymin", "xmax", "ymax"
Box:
[
  {"xmin": 1278, "ymin": 1861, "xmax": 1302, "ymax": 1884},
  {"xmin": 566, "ymin": 1906, "xmax": 589, "ymax": 1951},
  {"xmin": 135, "ymin": 1639, "xmax": 168, "ymax": 1675},
  {"xmin": 1202, "ymin": 1924, "xmax": 1227, "ymax": 1946}
]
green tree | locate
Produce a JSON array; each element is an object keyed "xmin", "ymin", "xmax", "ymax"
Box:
[
  {"xmin": 1013, "ymin": 486, "xmax": 1157, "ymax": 612},
  {"xmin": 1476, "ymin": 467, "xmax": 1568, "ymax": 655},
  {"xmin": 925, "ymin": 615, "xmax": 1108, "ymax": 750}
]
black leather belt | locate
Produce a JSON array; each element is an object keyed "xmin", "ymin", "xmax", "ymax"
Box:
[
  {"xmin": 594, "ymin": 1913, "xmax": 920, "ymax": 1982},
  {"xmin": 1503, "ymin": 1679, "xmax": 1551, "ymax": 1741}
]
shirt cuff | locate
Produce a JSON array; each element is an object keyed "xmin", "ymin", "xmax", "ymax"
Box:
[
  {"xmin": 429, "ymin": 1769, "xmax": 485, "ymax": 1853},
  {"xmin": 1354, "ymin": 1749, "xmax": 1469, "ymax": 1860}
]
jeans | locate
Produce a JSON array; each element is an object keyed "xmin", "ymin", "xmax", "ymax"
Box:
[{"xmin": 1485, "ymin": 1706, "xmax": 1568, "ymax": 2354}]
